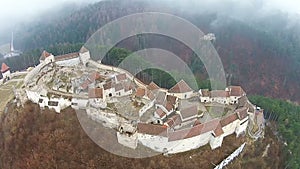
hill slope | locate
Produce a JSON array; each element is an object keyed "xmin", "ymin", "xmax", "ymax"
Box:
[
  {"xmin": 5, "ymin": 0, "xmax": 300, "ymax": 102},
  {"xmin": 0, "ymin": 102, "xmax": 284, "ymax": 169}
]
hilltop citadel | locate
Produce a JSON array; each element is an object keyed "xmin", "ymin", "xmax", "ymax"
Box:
[{"xmin": 1, "ymin": 47, "xmax": 264, "ymax": 155}]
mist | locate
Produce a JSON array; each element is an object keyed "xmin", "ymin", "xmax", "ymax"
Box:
[
  {"xmin": 0, "ymin": 0, "xmax": 100, "ymax": 41},
  {"xmin": 163, "ymin": 0, "xmax": 300, "ymax": 20},
  {"xmin": 1, "ymin": 0, "xmax": 300, "ymax": 47}
]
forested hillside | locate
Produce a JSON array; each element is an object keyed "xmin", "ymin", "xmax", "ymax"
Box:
[
  {"xmin": 249, "ymin": 95, "xmax": 300, "ymax": 168},
  {"xmin": 2, "ymin": 0, "xmax": 300, "ymax": 102}
]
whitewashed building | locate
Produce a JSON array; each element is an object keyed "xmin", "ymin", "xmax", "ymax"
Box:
[
  {"xmin": 38, "ymin": 97, "xmax": 71, "ymax": 113},
  {"xmin": 1, "ymin": 63, "xmax": 11, "ymax": 80},
  {"xmin": 136, "ymin": 106, "xmax": 250, "ymax": 154},
  {"xmin": 226, "ymin": 86, "xmax": 246, "ymax": 104},
  {"xmin": 71, "ymin": 98, "xmax": 89, "ymax": 110},
  {"xmin": 210, "ymin": 90, "xmax": 230, "ymax": 104},
  {"xmin": 39, "ymin": 50, "xmax": 55, "ymax": 64},
  {"xmin": 88, "ymin": 87, "xmax": 107, "ymax": 109},
  {"xmin": 79, "ymin": 46, "xmax": 91, "ymax": 66},
  {"xmin": 199, "ymin": 89, "xmax": 210, "ymax": 103},
  {"xmin": 137, "ymin": 119, "xmax": 226, "ymax": 154},
  {"xmin": 55, "ymin": 52, "xmax": 80, "ymax": 67}
]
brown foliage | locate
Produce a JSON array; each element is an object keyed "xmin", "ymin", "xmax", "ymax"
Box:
[{"xmin": 0, "ymin": 102, "xmax": 283, "ymax": 169}]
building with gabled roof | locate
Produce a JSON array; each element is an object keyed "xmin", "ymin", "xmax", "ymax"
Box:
[
  {"xmin": 88, "ymin": 88, "xmax": 104, "ymax": 99},
  {"xmin": 164, "ymin": 114, "xmax": 182, "ymax": 128},
  {"xmin": 55, "ymin": 52, "xmax": 80, "ymax": 67},
  {"xmin": 166, "ymin": 95, "xmax": 178, "ymax": 108},
  {"xmin": 79, "ymin": 46, "xmax": 89, "ymax": 53},
  {"xmin": 88, "ymin": 88, "xmax": 107, "ymax": 109},
  {"xmin": 235, "ymin": 107, "xmax": 249, "ymax": 136},
  {"xmin": 147, "ymin": 81, "xmax": 160, "ymax": 91},
  {"xmin": 39, "ymin": 50, "xmax": 54, "ymax": 64},
  {"xmin": 137, "ymin": 123, "xmax": 168, "ymax": 137},
  {"xmin": 1, "ymin": 63, "xmax": 9, "ymax": 73},
  {"xmin": 146, "ymin": 90, "xmax": 155, "ymax": 100},
  {"xmin": 79, "ymin": 46, "xmax": 91, "ymax": 66},
  {"xmin": 88, "ymin": 71, "xmax": 102, "ymax": 82},
  {"xmin": 168, "ymin": 80, "xmax": 194, "ymax": 99},
  {"xmin": 1, "ymin": 63, "xmax": 11, "ymax": 80},
  {"xmin": 179, "ymin": 105, "xmax": 198, "ymax": 122},
  {"xmin": 135, "ymin": 87, "xmax": 146, "ymax": 98},
  {"xmin": 155, "ymin": 91, "xmax": 166, "ymax": 105},
  {"xmin": 199, "ymin": 86, "xmax": 247, "ymax": 105},
  {"xmin": 210, "ymin": 90, "xmax": 230, "ymax": 104},
  {"xmin": 226, "ymin": 86, "xmax": 246, "ymax": 104},
  {"xmin": 154, "ymin": 108, "xmax": 167, "ymax": 119},
  {"xmin": 199, "ymin": 89, "xmax": 210, "ymax": 103}
]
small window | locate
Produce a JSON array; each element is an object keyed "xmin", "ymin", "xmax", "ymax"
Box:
[
  {"xmin": 48, "ymin": 101, "xmax": 58, "ymax": 106},
  {"xmin": 109, "ymin": 93, "xmax": 112, "ymax": 97}
]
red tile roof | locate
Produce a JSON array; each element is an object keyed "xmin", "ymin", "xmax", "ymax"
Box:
[
  {"xmin": 79, "ymin": 46, "xmax": 89, "ymax": 53},
  {"xmin": 179, "ymin": 105, "xmax": 198, "ymax": 121},
  {"xmin": 135, "ymin": 87, "xmax": 146, "ymax": 97},
  {"xmin": 89, "ymin": 72, "xmax": 102, "ymax": 82},
  {"xmin": 148, "ymin": 81, "xmax": 160, "ymax": 90},
  {"xmin": 116, "ymin": 73, "xmax": 127, "ymax": 82},
  {"xmin": 164, "ymin": 102, "xmax": 173, "ymax": 112},
  {"xmin": 155, "ymin": 108, "xmax": 166, "ymax": 118},
  {"xmin": 228, "ymin": 86, "xmax": 245, "ymax": 96},
  {"xmin": 103, "ymin": 81, "xmax": 113, "ymax": 90},
  {"xmin": 155, "ymin": 91, "xmax": 166, "ymax": 104},
  {"xmin": 168, "ymin": 119, "xmax": 220, "ymax": 141},
  {"xmin": 55, "ymin": 52, "xmax": 79, "ymax": 62},
  {"xmin": 213, "ymin": 123, "xmax": 224, "ymax": 137},
  {"xmin": 169, "ymin": 80, "xmax": 193, "ymax": 93},
  {"xmin": 164, "ymin": 102, "xmax": 174, "ymax": 112},
  {"xmin": 146, "ymin": 90, "xmax": 155, "ymax": 100},
  {"xmin": 210, "ymin": 90, "xmax": 229, "ymax": 98},
  {"xmin": 220, "ymin": 113, "xmax": 238, "ymax": 127},
  {"xmin": 137, "ymin": 123, "xmax": 168, "ymax": 137},
  {"xmin": 235, "ymin": 107, "xmax": 248, "ymax": 120},
  {"xmin": 166, "ymin": 95, "xmax": 177, "ymax": 105},
  {"xmin": 39, "ymin": 50, "xmax": 51, "ymax": 61},
  {"xmin": 165, "ymin": 114, "xmax": 182, "ymax": 128},
  {"xmin": 193, "ymin": 120, "xmax": 201, "ymax": 126},
  {"xmin": 1, "ymin": 63, "xmax": 10, "ymax": 73},
  {"xmin": 88, "ymin": 88, "xmax": 103, "ymax": 99}
]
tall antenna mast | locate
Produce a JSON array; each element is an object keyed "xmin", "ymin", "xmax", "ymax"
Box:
[{"xmin": 10, "ymin": 32, "xmax": 14, "ymax": 52}]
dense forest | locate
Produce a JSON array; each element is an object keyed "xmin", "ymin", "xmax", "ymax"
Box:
[
  {"xmin": 249, "ymin": 95, "xmax": 300, "ymax": 168},
  {"xmin": 0, "ymin": 0, "xmax": 299, "ymax": 102}
]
